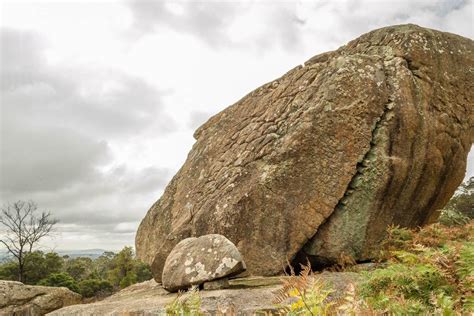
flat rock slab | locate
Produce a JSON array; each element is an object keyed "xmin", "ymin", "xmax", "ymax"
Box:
[
  {"xmin": 162, "ymin": 234, "xmax": 246, "ymax": 292},
  {"xmin": 203, "ymin": 278, "xmax": 230, "ymax": 290},
  {"xmin": 0, "ymin": 280, "xmax": 81, "ymax": 315},
  {"xmin": 48, "ymin": 273, "xmax": 360, "ymax": 315}
]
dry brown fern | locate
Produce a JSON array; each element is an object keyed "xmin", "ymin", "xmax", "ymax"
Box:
[{"xmin": 273, "ymin": 261, "xmax": 313, "ymax": 311}]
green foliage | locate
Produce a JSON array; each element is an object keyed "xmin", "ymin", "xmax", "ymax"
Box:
[
  {"xmin": 0, "ymin": 261, "xmax": 18, "ymax": 281},
  {"xmin": 0, "ymin": 246, "xmax": 152, "ymax": 299},
  {"xmin": 0, "ymin": 251, "xmax": 65, "ymax": 284},
  {"xmin": 78, "ymin": 278, "xmax": 113, "ymax": 298},
  {"xmin": 65, "ymin": 257, "xmax": 93, "ymax": 281},
  {"xmin": 360, "ymin": 262, "xmax": 452, "ymax": 307},
  {"xmin": 106, "ymin": 246, "xmax": 151, "ymax": 289},
  {"xmin": 134, "ymin": 260, "xmax": 153, "ymax": 283},
  {"xmin": 107, "ymin": 247, "xmax": 135, "ymax": 288},
  {"xmin": 438, "ymin": 209, "xmax": 470, "ymax": 227},
  {"xmin": 38, "ymin": 272, "xmax": 79, "ymax": 293},
  {"xmin": 456, "ymin": 242, "xmax": 474, "ymax": 281},
  {"xmin": 443, "ymin": 177, "xmax": 474, "ymax": 219},
  {"xmin": 93, "ymin": 251, "xmax": 115, "ymax": 279},
  {"xmin": 23, "ymin": 251, "xmax": 63, "ymax": 284},
  {"xmin": 273, "ymin": 220, "xmax": 473, "ymax": 315},
  {"xmin": 165, "ymin": 287, "xmax": 203, "ymax": 315},
  {"xmin": 360, "ymin": 221, "xmax": 474, "ymax": 314}
]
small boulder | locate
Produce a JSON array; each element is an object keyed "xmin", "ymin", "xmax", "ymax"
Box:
[{"xmin": 162, "ymin": 234, "xmax": 246, "ymax": 292}]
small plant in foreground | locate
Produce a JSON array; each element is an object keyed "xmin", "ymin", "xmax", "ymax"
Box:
[
  {"xmin": 165, "ymin": 286, "xmax": 202, "ymax": 315},
  {"xmin": 274, "ymin": 263, "xmax": 335, "ymax": 315}
]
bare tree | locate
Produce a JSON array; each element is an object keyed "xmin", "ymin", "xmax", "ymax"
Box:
[{"xmin": 0, "ymin": 200, "xmax": 58, "ymax": 282}]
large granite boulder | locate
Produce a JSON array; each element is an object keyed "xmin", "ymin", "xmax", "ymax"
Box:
[
  {"xmin": 162, "ymin": 234, "xmax": 246, "ymax": 292},
  {"xmin": 0, "ymin": 280, "xmax": 81, "ymax": 315},
  {"xmin": 136, "ymin": 24, "xmax": 474, "ymax": 280}
]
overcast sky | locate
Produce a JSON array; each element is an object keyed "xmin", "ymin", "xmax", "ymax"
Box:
[{"xmin": 0, "ymin": 0, "xmax": 473, "ymax": 251}]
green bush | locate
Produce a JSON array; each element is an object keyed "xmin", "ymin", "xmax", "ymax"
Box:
[
  {"xmin": 438, "ymin": 209, "xmax": 470, "ymax": 227},
  {"xmin": 24, "ymin": 251, "xmax": 63, "ymax": 284},
  {"xmin": 38, "ymin": 272, "xmax": 79, "ymax": 293},
  {"xmin": 0, "ymin": 261, "xmax": 18, "ymax": 281},
  {"xmin": 106, "ymin": 247, "xmax": 151, "ymax": 289},
  {"xmin": 360, "ymin": 262, "xmax": 452, "ymax": 307},
  {"xmin": 443, "ymin": 177, "xmax": 474, "ymax": 219},
  {"xmin": 65, "ymin": 257, "xmax": 93, "ymax": 281},
  {"xmin": 360, "ymin": 221, "xmax": 474, "ymax": 314},
  {"xmin": 0, "ymin": 246, "xmax": 151, "ymax": 299},
  {"xmin": 78, "ymin": 278, "xmax": 113, "ymax": 298}
]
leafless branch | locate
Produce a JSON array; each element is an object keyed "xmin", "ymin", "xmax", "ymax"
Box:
[{"xmin": 0, "ymin": 200, "xmax": 58, "ymax": 282}]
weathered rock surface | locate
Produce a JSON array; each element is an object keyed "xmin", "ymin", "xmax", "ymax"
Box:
[
  {"xmin": 136, "ymin": 24, "xmax": 474, "ymax": 279},
  {"xmin": 0, "ymin": 280, "xmax": 81, "ymax": 315},
  {"xmin": 48, "ymin": 273, "xmax": 360, "ymax": 315},
  {"xmin": 162, "ymin": 234, "xmax": 246, "ymax": 292}
]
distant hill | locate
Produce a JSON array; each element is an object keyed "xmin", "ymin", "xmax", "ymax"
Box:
[
  {"xmin": 56, "ymin": 249, "xmax": 111, "ymax": 259},
  {"xmin": 0, "ymin": 249, "xmax": 112, "ymax": 262}
]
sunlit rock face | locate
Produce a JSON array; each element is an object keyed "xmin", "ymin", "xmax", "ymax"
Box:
[{"xmin": 136, "ymin": 24, "xmax": 474, "ymax": 280}]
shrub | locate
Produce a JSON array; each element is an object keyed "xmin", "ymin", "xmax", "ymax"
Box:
[
  {"xmin": 360, "ymin": 221, "xmax": 474, "ymax": 314},
  {"xmin": 65, "ymin": 257, "xmax": 94, "ymax": 281},
  {"xmin": 0, "ymin": 261, "xmax": 18, "ymax": 281},
  {"xmin": 276, "ymin": 221, "xmax": 473, "ymax": 314},
  {"xmin": 38, "ymin": 272, "xmax": 79, "ymax": 293},
  {"xmin": 23, "ymin": 251, "xmax": 63, "ymax": 284},
  {"xmin": 78, "ymin": 278, "xmax": 113, "ymax": 298},
  {"xmin": 438, "ymin": 209, "xmax": 470, "ymax": 227},
  {"xmin": 360, "ymin": 262, "xmax": 452, "ymax": 307},
  {"xmin": 442, "ymin": 177, "xmax": 474, "ymax": 219}
]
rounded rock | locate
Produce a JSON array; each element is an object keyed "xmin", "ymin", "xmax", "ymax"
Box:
[{"xmin": 161, "ymin": 234, "xmax": 246, "ymax": 292}]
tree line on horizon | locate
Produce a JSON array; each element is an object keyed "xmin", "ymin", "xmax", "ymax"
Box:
[
  {"xmin": 0, "ymin": 200, "xmax": 151, "ymax": 298},
  {"xmin": 0, "ymin": 246, "xmax": 152, "ymax": 298}
]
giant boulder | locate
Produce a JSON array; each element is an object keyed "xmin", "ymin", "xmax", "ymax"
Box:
[{"xmin": 136, "ymin": 24, "xmax": 474, "ymax": 280}]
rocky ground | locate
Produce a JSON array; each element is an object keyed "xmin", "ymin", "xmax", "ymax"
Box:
[{"xmin": 48, "ymin": 272, "xmax": 359, "ymax": 315}]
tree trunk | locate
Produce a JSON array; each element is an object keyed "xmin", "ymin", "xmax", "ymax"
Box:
[{"xmin": 18, "ymin": 260, "xmax": 24, "ymax": 283}]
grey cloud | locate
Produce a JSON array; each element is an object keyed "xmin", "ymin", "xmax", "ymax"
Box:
[
  {"xmin": 1, "ymin": 28, "xmax": 176, "ymax": 138},
  {"xmin": 0, "ymin": 28, "xmax": 174, "ymax": 196},
  {"xmin": 126, "ymin": 1, "xmax": 306, "ymax": 51},
  {"xmin": 253, "ymin": 3, "xmax": 306, "ymax": 52},
  {"xmin": 128, "ymin": 0, "xmax": 241, "ymax": 47},
  {"xmin": 0, "ymin": 124, "xmax": 110, "ymax": 193},
  {"xmin": 0, "ymin": 28, "xmax": 46, "ymax": 90},
  {"xmin": 1, "ymin": 164, "xmax": 173, "ymax": 227},
  {"xmin": 318, "ymin": 0, "xmax": 473, "ymax": 44},
  {"xmin": 187, "ymin": 110, "xmax": 212, "ymax": 130},
  {"xmin": 0, "ymin": 28, "xmax": 175, "ymax": 246},
  {"xmin": 433, "ymin": 0, "xmax": 469, "ymax": 16},
  {"xmin": 126, "ymin": 0, "xmax": 473, "ymax": 54}
]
